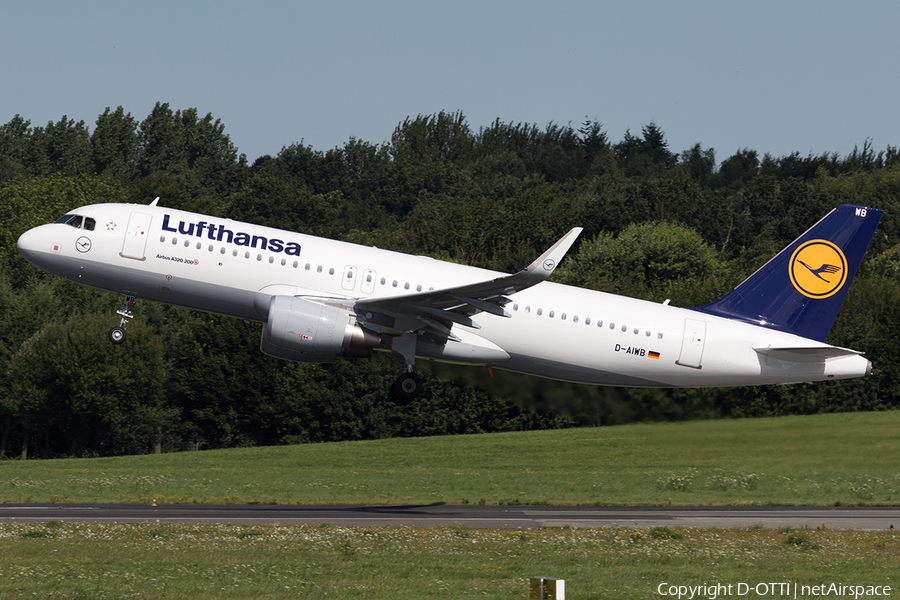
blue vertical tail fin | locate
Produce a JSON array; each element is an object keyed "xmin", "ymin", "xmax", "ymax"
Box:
[{"xmin": 692, "ymin": 204, "xmax": 883, "ymax": 342}]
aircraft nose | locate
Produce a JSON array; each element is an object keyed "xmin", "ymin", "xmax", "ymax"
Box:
[
  {"xmin": 18, "ymin": 227, "xmax": 40, "ymax": 253},
  {"xmin": 17, "ymin": 226, "xmax": 51, "ymax": 265}
]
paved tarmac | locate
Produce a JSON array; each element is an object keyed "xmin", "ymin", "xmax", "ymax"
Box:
[{"xmin": 0, "ymin": 504, "xmax": 898, "ymax": 530}]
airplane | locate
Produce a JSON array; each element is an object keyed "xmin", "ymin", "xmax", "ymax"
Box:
[{"xmin": 17, "ymin": 200, "xmax": 882, "ymax": 405}]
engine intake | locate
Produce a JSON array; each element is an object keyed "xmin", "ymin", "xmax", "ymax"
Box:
[{"xmin": 260, "ymin": 295, "xmax": 380, "ymax": 362}]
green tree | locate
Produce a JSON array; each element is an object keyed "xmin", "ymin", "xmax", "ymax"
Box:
[
  {"xmin": 137, "ymin": 103, "xmax": 245, "ymax": 206},
  {"xmin": 0, "ymin": 115, "xmax": 32, "ymax": 181},
  {"xmin": 6, "ymin": 313, "xmax": 166, "ymax": 457},
  {"xmin": 720, "ymin": 148, "xmax": 759, "ymax": 184},
  {"xmin": 91, "ymin": 106, "xmax": 140, "ymax": 183},
  {"xmin": 227, "ymin": 172, "xmax": 344, "ymax": 238},
  {"xmin": 680, "ymin": 143, "xmax": 716, "ymax": 180},
  {"xmin": 30, "ymin": 116, "xmax": 93, "ymax": 177},
  {"xmin": 578, "ymin": 119, "xmax": 609, "ymax": 162},
  {"xmin": 391, "ymin": 111, "xmax": 473, "ymax": 165},
  {"xmin": 613, "ymin": 122, "xmax": 673, "ymax": 177},
  {"xmin": 553, "ymin": 221, "xmax": 726, "ymax": 305}
]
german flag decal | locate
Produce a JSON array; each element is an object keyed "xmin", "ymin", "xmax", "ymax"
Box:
[{"xmin": 648, "ymin": 351, "xmax": 660, "ymax": 360}]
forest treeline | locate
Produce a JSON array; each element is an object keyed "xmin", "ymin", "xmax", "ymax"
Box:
[{"xmin": 2, "ymin": 103, "xmax": 900, "ymax": 458}]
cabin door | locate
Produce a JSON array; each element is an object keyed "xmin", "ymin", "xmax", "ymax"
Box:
[
  {"xmin": 121, "ymin": 212, "xmax": 152, "ymax": 260},
  {"xmin": 676, "ymin": 318, "xmax": 707, "ymax": 369}
]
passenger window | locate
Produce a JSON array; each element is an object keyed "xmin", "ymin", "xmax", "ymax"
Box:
[
  {"xmin": 645, "ymin": 330, "xmax": 651, "ymax": 337},
  {"xmin": 609, "ymin": 322, "xmax": 615, "ymax": 329},
  {"xmin": 281, "ymin": 258, "xmax": 286, "ymax": 266},
  {"xmin": 317, "ymin": 266, "xmax": 323, "ymax": 273},
  {"xmin": 184, "ymin": 240, "xmax": 189, "ymax": 247},
  {"xmin": 621, "ymin": 324, "xmax": 627, "ymax": 332},
  {"xmin": 549, "ymin": 311, "xmax": 555, "ymax": 318},
  {"xmin": 196, "ymin": 242, "xmax": 202, "ymax": 250},
  {"xmin": 633, "ymin": 327, "xmax": 639, "ymax": 334},
  {"xmin": 513, "ymin": 303, "xmax": 519, "ymax": 311},
  {"xmin": 597, "ymin": 320, "xmax": 603, "ymax": 327},
  {"xmin": 658, "ymin": 333, "xmax": 664, "ymax": 339},
  {"xmin": 268, "ymin": 256, "xmax": 274, "ymax": 264},
  {"xmin": 416, "ymin": 284, "xmax": 422, "ymax": 292},
  {"xmin": 329, "ymin": 267, "xmax": 335, "ymax": 275},
  {"xmin": 585, "ymin": 317, "xmax": 590, "ymax": 325},
  {"xmin": 393, "ymin": 280, "xmax": 398, "ymax": 287},
  {"xmin": 562, "ymin": 313, "xmax": 567, "ymax": 321},
  {"xmin": 172, "ymin": 238, "xmax": 178, "ymax": 245},
  {"xmin": 404, "ymin": 282, "xmax": 410, "ymax": 290},
  {"xmin": 537, "ymin": 308, "xmax": 543, "ymax": 316},
  {"xmin": 245, "ymin": 252, "xmax": 250, "ymax": 259},
  {"xmin": 160, "ymin": 236, "xmax": 166, "ymax": 242},
  {"xmin": 293, "ymin": 261, "xmax": 299, "ymax": 268},
  {"xmin": 525, "ymin": 306, "xmax": 531, "ymax": 313},
  {"xmin": 233, "ymin": 249, "xmax": 238, "ymax": 256}
]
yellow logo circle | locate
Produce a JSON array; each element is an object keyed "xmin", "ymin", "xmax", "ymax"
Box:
[{"xmin": 789, "ymin": 239, "xmax": 847, "ymax": 299}]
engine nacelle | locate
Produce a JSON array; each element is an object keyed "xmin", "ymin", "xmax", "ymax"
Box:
[{"xmin": 259, "ymin": 295, "xmax": 380, "ymax": 362}]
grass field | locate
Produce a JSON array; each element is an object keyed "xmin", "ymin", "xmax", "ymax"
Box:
[
  {"xmin": 2, "ymin": 410, "xmax": 899, "ymax": 506},
  {"xmin": 0, "ymin": 521, "xmax": 897, "ymax": 599}
]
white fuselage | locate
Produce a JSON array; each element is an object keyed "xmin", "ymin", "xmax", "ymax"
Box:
[{"xmin": 17, "ymin": 203, "xmax": 871, "ymax": 387}]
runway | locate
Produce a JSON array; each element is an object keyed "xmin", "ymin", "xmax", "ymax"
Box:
[{"xmin": 0, "ymin": 504, "xmax": 897, "ymax": 530}]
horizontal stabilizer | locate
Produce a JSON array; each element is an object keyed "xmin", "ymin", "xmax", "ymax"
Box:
[{"xmin": 754, "ymin": 346, "xmax": 862, "ymax": 364}]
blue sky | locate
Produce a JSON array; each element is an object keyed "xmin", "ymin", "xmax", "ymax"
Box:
[{"xmin": 3, "ymin": 1, "xmax": 898, "ymax": 164}]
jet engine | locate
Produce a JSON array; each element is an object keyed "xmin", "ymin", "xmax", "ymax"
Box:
[{"xmin": 259, "ymin": 295, "xmax": 380, "ymax": 362}]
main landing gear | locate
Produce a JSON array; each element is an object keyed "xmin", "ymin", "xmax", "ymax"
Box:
[
  {"xmin": 109, "ymin": 295, "xmax": 136, "ymax": 345},
  {"xmin": 389, "ymin": 371, "xmax": 423, "ymax": 406},
  {"xmin": 388, "ymin": 332, "xmax": 424, "ymax": 406}
]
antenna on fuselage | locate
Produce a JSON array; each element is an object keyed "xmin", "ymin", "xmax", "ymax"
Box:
[{"xmin": 150, "ymin": 197, "xmax": 160, "ymax": 207}]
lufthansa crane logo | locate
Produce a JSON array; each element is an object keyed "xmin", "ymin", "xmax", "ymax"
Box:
[
  {"xmin": 788, "ymin": 239, "xmax": 848, "ymax": 299},
  {"xmin": 75, "ymin": 236, "xmax": 92, "ymax": 253}
]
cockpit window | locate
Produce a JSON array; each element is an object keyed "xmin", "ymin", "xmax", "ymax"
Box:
[
  {"xmin": 54, "ymin": 214, "xmax": 95, "ymax": 230},
  {"xmin": 55, "ymin": 214, "xmax": 81, "ymax": 227}
]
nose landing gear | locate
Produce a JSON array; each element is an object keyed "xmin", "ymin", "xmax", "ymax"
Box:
[{"xmin": 109, "ymin": 295, "xmax": 136, "ymax": 344}]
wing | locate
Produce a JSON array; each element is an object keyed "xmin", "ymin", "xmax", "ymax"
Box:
[{"xmin": 331, "ymin": 227, "xmax": 582, "ymax": 343}]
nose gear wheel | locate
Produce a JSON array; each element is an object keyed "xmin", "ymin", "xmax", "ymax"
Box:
[{"xmin": 109, "ymin": 295, "xmax": 136, "ymax": 344}]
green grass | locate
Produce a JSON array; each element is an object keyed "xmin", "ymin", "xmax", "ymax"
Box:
[
  {"xmin": 3, "ymin": 413, "xmax": 898, "ymax": 599},
  {"xmin": 3, "ymin": 411, "xmax": 900, "ymax": 506},
  {"xmin": 0, "ymin": 522, "xmax": 897, "ymax": 599}
]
